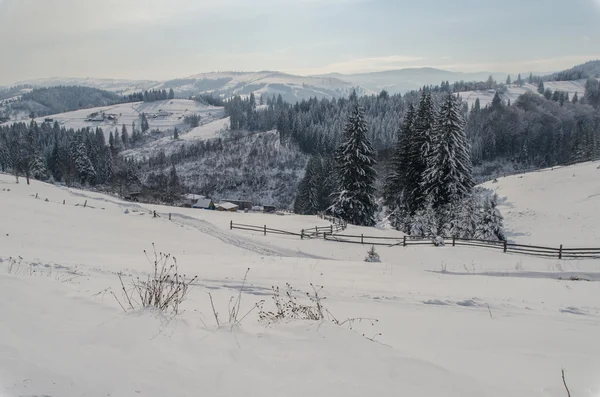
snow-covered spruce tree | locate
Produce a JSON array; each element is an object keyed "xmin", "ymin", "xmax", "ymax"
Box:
[
  {"xmin": 330, "ymin": 102, "xmax": 377, "ymax": 226},
  {"xmin": 446, "ymin": 192, "xmax": 481, "ymax": 239},
  {"xmin": 410, "ymin": 202, "xmax": 437, "ymax": 238},
  {"xmin": 71, "ymin": 141, "xmax": 96, "ymax": 185},
  {"xmin": 29, "ymin": 154, "xmax": 47, "ymax": 181},
  {"xmin": 405, "ymin": 91, "xmax": 435, "ymax": 215},
  {"xmin": 475, "ymin": 193, "xmax": 505, "ymax": 241},
  {"xmin": 384, "ymin": 104, "xmax": 415, "ymax": 222},
  {"xmin": 422, "ymin": 92, "xmax": 474, "ymax": 213}
]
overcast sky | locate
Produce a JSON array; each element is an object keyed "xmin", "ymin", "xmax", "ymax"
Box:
[{"xmin": 1, "ymin": 0, "xmax": 600, "ymax": 85}]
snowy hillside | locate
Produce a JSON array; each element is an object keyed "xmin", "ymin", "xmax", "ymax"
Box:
[
  {"xmin": 1, "ymin": 171, "xmax": 599, "ymax": 397},
  {"xmin": 121, "ymin": 116, "xmax": 231, "ymax": 159},
  {"xmin": 459, "ymin": 80, "xmax": 588, "ymax": 108},
  {"xmin": 15, "ymin": 72, "xmax": 368, "ymax": 103},
  {"xmin": 1, "ymin": 99, "xmax": 224, "ymax": 138},
  {"xmin": 12, "ymin": 77, "xmax": 158, "ymax": 94},
  {"xmin": 323, "ymin": 68, "xmax": 509, "ymax": 94},
  {"xmin": 481, "ymin": 160, "xmax": 600, "ymax": 246}
]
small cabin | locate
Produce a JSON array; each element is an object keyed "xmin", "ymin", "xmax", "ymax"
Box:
[
  {"xmin": 223, "ymin": 199, "xmax": 253, "ymax": 211},
  {"xmin": 182, "ymin": 193, "xmax": 205, "ymax": 207},
  {"xmin": 124, "ymin": 191, "xmax": 141, "ymax": 202},
  {"xmin": 263, "ymin": 205, "xmax": 276, "ymax": 214},
  {"xmin": 193, "ymin": 198, "xmax": 216, "ymax": 210},
  {"xmin": 216, "ymin": 202, "xmax": 239, "ymax": 212},
  {"xmin": 44, "ymin": 118, "xmax": 54, "ymax": 123}
]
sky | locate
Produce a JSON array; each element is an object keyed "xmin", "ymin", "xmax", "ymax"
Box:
[{"xmin": 1, "ymin": 0, "xmax": 600, "ymax": 85}]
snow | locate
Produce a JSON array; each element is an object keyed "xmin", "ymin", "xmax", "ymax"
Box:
[
  {"xmin": 1, "ymin": 99, "xmax": 225, "ymax": 139},
  {"xmin": 1, "ymin": 169, "xmax": 599, "ymax": 397},
  {"xmin": 121, "ymin": 116, "xmax": 230, "ymax": 160},
  {"xmin": 458, "ymin": 80, "xmax": 588, "ymax": 108},
  {"xmin": 480, "ymin": 160, "xmax": 600, "ymax": 246}
]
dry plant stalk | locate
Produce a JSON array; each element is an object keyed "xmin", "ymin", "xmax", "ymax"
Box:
[{"xmin": 115, "ymin": 244, "xmax": 197, "ymax": 315}]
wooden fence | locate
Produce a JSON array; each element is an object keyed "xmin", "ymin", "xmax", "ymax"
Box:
[{"xmin": 230, "ymin": 220, "xmax": 600, "ymax": 260}]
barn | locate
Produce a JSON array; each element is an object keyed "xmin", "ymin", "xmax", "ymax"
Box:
[
  {"xmin": 216, "ymin": 202, "xmax": 239, "ymax": 212},
  {"xmin": 223, "ymin": 199, "xmax": 253, "ymax": 211}
]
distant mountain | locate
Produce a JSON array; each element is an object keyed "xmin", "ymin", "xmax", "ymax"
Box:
[
  {"xmin": 13, "ymin": 77, "xmax": 158, "ymax": 94},
  {"xmin": 157, "ymin": 71, "xmax": 370, "ymax": 102},
  {"xmin": 318, "ymin": 68, "xmax": 509, "ymax": 94},
  {"xmin": 15, "ymin": 72, "xmax": 370, "ymax": 103},
  {"xmin": 546, "ymin": 60, "xmax": 600, "ymax": 81}
]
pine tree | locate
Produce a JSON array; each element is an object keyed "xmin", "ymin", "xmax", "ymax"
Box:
[
  {"xmin": 491, "ymin": 92, "xmax": 502, "ymax": 109},
  {"xmin": 384, "ymin": 104, "xmax": 415, "ymax": 227},
  {"xmin": 173, "ymin": 127, "xmax": 179, "ymax": 140},
  {"xmin": 448, "ymin": 193, "xmax": 480, "ymax": 238},
  {"xmin": 121, "ymin": 124, "xmax": 129, "ymax": 149},
  {"xmin": 141, "ymin": 113, "xmax": 149, "ymax": 132},
  {"xmin": 537, "ymin": 81, "xmax": 545, "ymax": 94},
  {"xmin": 71, "ymin": 140, "xmax": 96, "ymax": 184},
  {"xmin": 108, "ymin": 131, "xmax": 115, "ymax": 151},
  {"xmin": 572, "ymin": 92, "xmax": 579, "ymax": 104},
  {"xmin": 475, "ymin": 194, "xmax": 505, "ymax": 241},
  {"xmin": 517, "ymin": 73, "xmax": 523, "ymax": 86},
  {"xmin": 506, "ymin": 75, "xmax": 512, "ymax": 85},
  {"xmin": 168, "ymin": 88, "xmax": 175, "ymax": 100},
  {"xmin": 330, "ymin": 102, "xmax": 378, "ymax": 226},
  {"xmin": 405, "ymin": 91, "xmax": 435, "ymax": 214},
  {"xmin": 422, "ymin": 92, "xmax": 474, "ymax": 214},
  {"xmin": 528, "ymin": 73, "xmax": 534, "ymax": 84},
  {"xmin": 410, "ymin": 202, "xmax": 437, "ymax": 237}
]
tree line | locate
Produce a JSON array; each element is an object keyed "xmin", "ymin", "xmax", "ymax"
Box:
[{"xmin": 0, "ymin": 121, "xmax": 142, "ymax": 193}]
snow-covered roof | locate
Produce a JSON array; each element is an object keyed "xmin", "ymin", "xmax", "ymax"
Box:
[
  {"xmin": 193, "ymin": 198, "xmax": 213, "ymax": 208},
  {"xmin": 217, "ymin": 202, "xmax": 238, "ymax": 210}
]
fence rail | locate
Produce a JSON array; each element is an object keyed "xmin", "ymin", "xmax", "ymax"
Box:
[{"xmin": 230, "ymin": 220, "xmax": 600, "ymax": 260}]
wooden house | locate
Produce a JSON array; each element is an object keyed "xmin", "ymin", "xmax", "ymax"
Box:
[
  {"xmin": 193, "ymin": 198, "xmax": 216, "ymax": 210},
  {"xmin": 216, "ymin": 202, "xmax": 239, "ymax": 212}
]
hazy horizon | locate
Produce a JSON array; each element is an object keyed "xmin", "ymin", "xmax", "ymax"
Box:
[{"xmin": 1, "ymin": 0, "xmax": 600, "ymax": 85}]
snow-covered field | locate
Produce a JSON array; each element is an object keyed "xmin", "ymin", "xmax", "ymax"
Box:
[
  {"xmin": 481, "ymin": 160, "xmax": 600, "ymax": 246},
  {"xmin": 458, "ymin": 80, "xmax": 588, "ymax": 108},
  {"xmin": 1, "ymin": 99, "xmax": 224, "ymax": 137},
  {"xmin": 1, "ymin": 165, "xmax": 599, "ymax": 397},
  {"xmin": 121, "ymin": 117, "xmax": 231, "ymax": 160}
]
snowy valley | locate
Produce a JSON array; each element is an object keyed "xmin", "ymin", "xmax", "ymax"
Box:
[{"xmin": 1, "ymin": 161, "xmax": 599, "ymax": 397}]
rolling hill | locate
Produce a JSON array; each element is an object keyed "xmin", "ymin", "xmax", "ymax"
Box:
[{"xmin": 0, "ymin": 164, "xmax": 599, "ymax": 397}]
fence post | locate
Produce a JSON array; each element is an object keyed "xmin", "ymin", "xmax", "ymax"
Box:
[
  {"xmin": 403, "ymin": 236, "xmax": 407, "ymax": 247},
  {"xmin": 264, "ymin": 225, "xmax": 267, "ymax": 236},
  {"xmin": 503, "ymin": 240, "xmax": 507, "ymax": 253},
  {"xmin": 153, "ymin": 210, "xmax": 156, "ymax": 218},
  {"xmin": 230, "ymin": 220, "xmax": 233, "ymax": 230},
  {"xmin": 324, "ymin": 232, "xmax": 327, "ymax": 240},
  {"xmin": 301, "ymin": 229, "xmax": 304, "ymax": 240},
  {"xmin": 452, "ymin": 237, "xmax": 456, "ymax": 247},
  {"xmin": 361, "ymin": 234, "xmax": 364, "ymax": 244},
  {"xmin": 63, "ymin": 200, "xmax": 65, "ymax": 205},
  {"xmin": 331, "ymin": 225, "xmax": 333, "ymax": 234},
  {"xmin": 559, "ymin": 244, "xmax": 563, "ymax": 259},
  {"xmin": 84, "ymin": 200, "xmax": 87, "ymax": 208},
  {"xmin": 169, "ymin": 213, "xmax": 171, "ymax": 221},
  {"xmin": 35, "ymin": 193, "xmax": 38, "ymax": 199}
]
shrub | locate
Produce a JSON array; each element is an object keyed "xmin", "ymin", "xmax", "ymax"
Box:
[
  {"xmin": 116, "ymin": 245, "xmax": 197, "ymax": 315},
  {"xmin": 364, "ymin": 245, "xmax": 381, "ymax": 262}
]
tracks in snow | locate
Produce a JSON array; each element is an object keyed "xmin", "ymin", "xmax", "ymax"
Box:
[{"xmin": 62, "ymin": 188, "xmax": 324, "ymax": 259}]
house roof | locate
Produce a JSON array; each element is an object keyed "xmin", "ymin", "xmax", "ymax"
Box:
[
  {"xmin": 193, "ymin": 198, "xmax": 213, "ymax": 208},
  {"xmin": 217, "ymin": 202, "xmax": 238, "ymax": 210}
]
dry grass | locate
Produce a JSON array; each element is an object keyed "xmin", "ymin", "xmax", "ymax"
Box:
[{"xmin": 115, "ymin": 244, "xmax": 197, "ymax": 315}]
